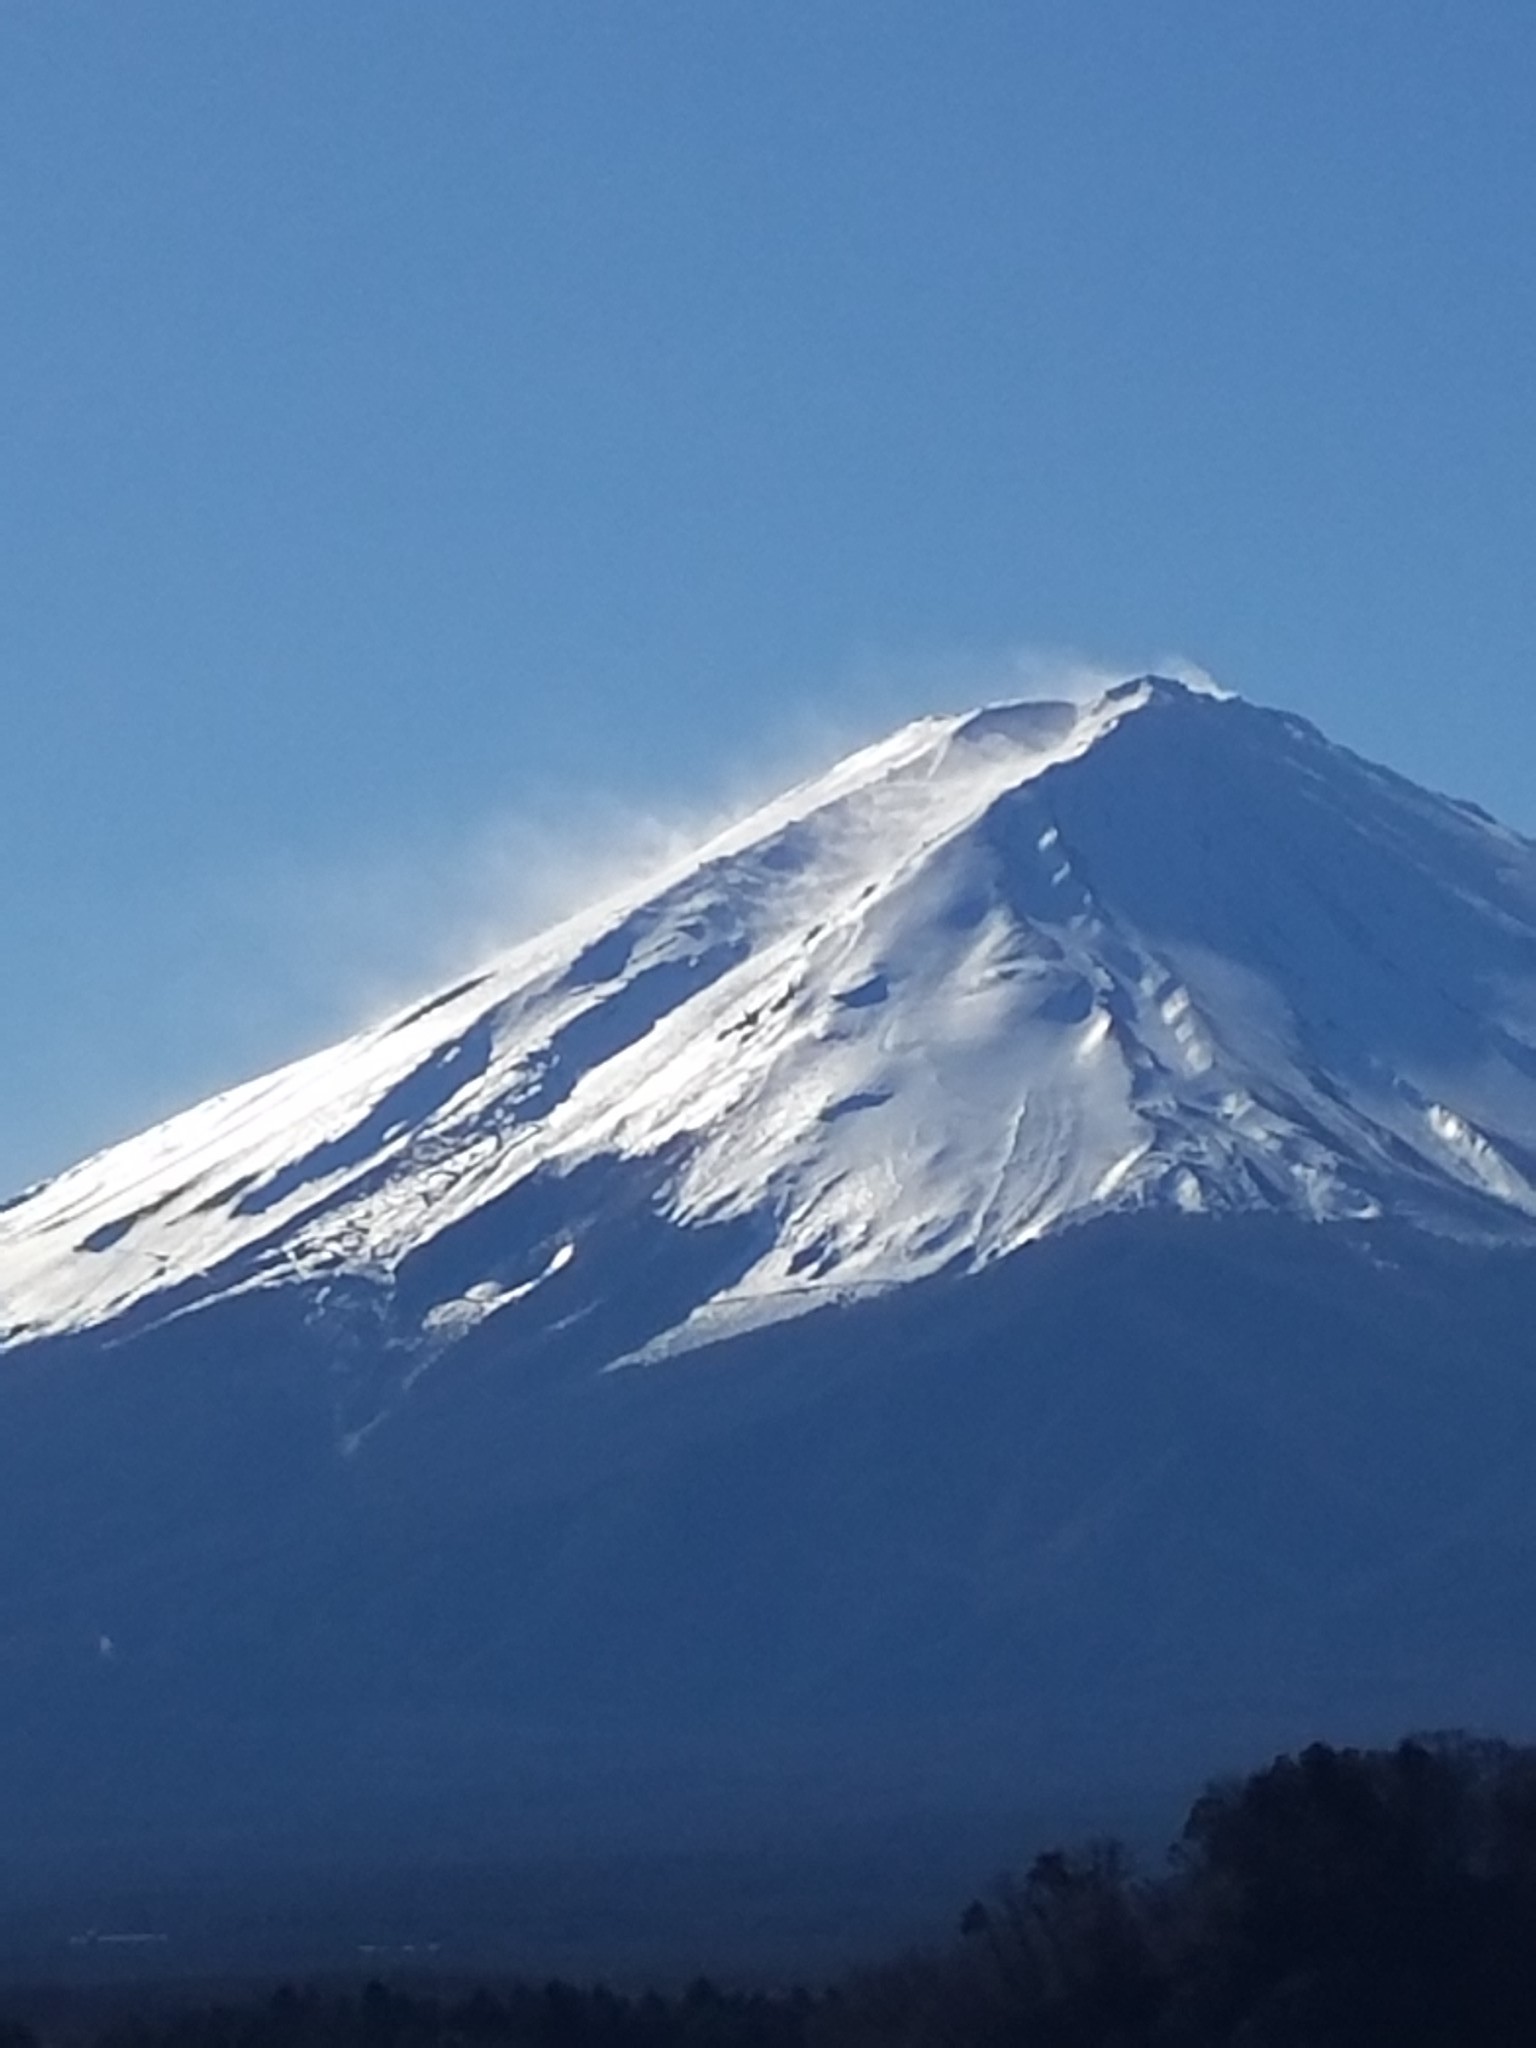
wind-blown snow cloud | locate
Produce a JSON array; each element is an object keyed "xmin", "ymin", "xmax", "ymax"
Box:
[
  {"xmin": 95, "ymin": 645, "xmax": 1226, "ymax": 1158},
  {"xmin": 231, "ymin": 644, "xmax": 1229, "ymax": 1036}
]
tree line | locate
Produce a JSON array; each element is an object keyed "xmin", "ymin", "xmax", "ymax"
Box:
[{"xmin": 16, "ymin": 1731, "xmax": 1536, "ymax": 2048}]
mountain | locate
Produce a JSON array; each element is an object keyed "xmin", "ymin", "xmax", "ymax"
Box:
[
  {"xmin": 3, "ymin": 675, "xmax": 1536, "ymax": 1960},
  {"xmin": 6, "ymin": 676, "xmax": 1536, "ymax": 1372}
]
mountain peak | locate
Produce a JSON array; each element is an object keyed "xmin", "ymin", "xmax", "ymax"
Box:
[
  {"xmin": 1106, "ymin": 669, "xmax": 1225, "ymax": 700},
  {"xmin": 4, "ymin": 678, "xmax": 1536, "ymax": 1371}
]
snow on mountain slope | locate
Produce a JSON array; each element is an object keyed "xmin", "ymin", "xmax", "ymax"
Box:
[{"xmin": 6, "ymin": 674, "xmax": 1536, "ymax": 1358}]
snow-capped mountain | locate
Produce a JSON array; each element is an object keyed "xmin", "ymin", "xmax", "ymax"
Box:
[
  {"xmin": 7, "ymin": 674, "xmax": 1536, "ymax": 1944},
  {"xmin": 5, "ymin": 674, "xmax": 1536, "ymax": 1368}
]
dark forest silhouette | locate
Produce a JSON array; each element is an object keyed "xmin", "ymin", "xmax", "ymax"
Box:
[{"xmin": 9, "ymin": 1733, "xmax": 1536, "ymax": 2048}]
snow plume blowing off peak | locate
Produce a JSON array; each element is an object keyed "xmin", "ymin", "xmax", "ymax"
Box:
[{"xmin": 5, "ymin": 670, "xmax": 1536, "ymax": 1368}]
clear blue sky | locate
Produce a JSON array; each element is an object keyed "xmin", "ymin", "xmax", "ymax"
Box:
[{"xmin": 4, "ymin": 1, "xmax": 1535, "ymax": 1193}]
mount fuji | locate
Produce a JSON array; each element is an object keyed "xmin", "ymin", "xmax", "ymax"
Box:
[
  {"xmin": 7, "ymin": 674, "xmax": 1536, "ymax": 1371},
  {"xmin": 3, "ymin": 674, "xmax": 1536, "ymax": 1948}
]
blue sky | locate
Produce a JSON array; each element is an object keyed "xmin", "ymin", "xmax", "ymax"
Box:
[{"xmin": 3, "ymin": 1, "xmax": 1535, "ymax": 1192}]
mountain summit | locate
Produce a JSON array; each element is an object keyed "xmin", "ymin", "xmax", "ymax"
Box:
[{"xmin": 5, "ymin": 675, "xmax": 1536, "ymax": 1372}]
